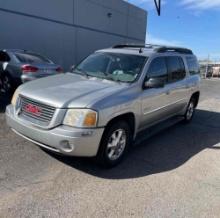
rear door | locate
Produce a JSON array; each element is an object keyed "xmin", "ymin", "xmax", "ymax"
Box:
[{"xmin": 165, "ymin": 56, "xmax": 190, "ymax": 114}]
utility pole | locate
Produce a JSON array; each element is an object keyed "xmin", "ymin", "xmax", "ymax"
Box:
[{"xmin": 154, "ymin": 0, "xmax": 161, "ymax": 16}]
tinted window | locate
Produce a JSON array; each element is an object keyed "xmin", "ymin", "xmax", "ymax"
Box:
[
  {"xmin": 74, "ymin": 53, "xmax": 147, "ymax": 83},
  {"xmin": 0, "ymin": 51, "xmax": 10, "ymax": 62},
  {"xmin": 14, "ymin": 52, "xmax": 51, "ymax": 64},
  {"xmin": 167, "ymin": 56, "xmax": 186, "ymax": 82},
  {"xmin": 146, "ymin": 57, "xmax": 167, "ymax": 82},
  {"xmin": 186, "ymin": 56, "xmax": 200, "ymax": 75}
]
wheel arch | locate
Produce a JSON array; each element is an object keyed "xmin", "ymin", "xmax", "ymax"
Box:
[
  {"xmin": 104, "ymin": 112, "xmax": 136, "ymax": 140},
  {"xmin": 191, "ymin": 91, "xmax": 200, "ymax": 108}
]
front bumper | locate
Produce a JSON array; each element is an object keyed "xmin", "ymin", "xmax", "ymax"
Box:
[{"xmin": 6, "ymin": 105, "xmax": 104, "ymax": 157}]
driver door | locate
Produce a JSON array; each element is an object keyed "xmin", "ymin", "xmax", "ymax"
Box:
[{"xmin": 139, "ymin": 57, "xmax": 172, "ymax": 130}]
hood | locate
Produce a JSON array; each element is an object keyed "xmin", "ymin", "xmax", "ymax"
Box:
[{"xmin": 18, "ymin": 73, "xmax": 127, "ymax": 108}]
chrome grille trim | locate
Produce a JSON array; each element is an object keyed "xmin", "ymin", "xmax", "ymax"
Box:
[
  {"xmin": 20, "ymin": 96, "xmax": 55, "ymax": 110},
  {"xmin": 19, "ymin": 95, "xmax": 56, "ymax": 124}
]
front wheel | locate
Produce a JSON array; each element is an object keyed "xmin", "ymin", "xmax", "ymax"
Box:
[
  {"xmin": 96, "ymin": 121, "xmax": 131, "ymax": 168},
  {"xmin": 183, "ymin": 98, "xmax": 196, "ymax": 123}
]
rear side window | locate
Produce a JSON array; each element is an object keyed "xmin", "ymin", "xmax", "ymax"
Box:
[
  {"xmin": 167, "ymin": 56, "xmax": 186, "ymax": 83},
  {"xmin": 14, "ymin": 52, "xmax": 51, "ymax": 64},
  {"xmin": 146, "ymin": 57, "xmax": 167, "ymax": 82},
  {"xmin": 186, "ymin": 56, "xmax": 200, "ymax": 75}
]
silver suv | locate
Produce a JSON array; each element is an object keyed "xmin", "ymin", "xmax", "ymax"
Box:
[{"xmin": 6, "ymin": 44, "xmax": 200, "ymax": 167}]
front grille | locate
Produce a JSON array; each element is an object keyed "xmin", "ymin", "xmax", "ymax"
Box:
[{"xmin": 19, "ymin": 96, "xmax": 56, "ymax": 124}]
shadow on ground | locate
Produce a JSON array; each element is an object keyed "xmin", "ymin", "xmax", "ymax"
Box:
[{"xmin": 47, "ymin": 109, "xmax": 220, "ymax": 179}]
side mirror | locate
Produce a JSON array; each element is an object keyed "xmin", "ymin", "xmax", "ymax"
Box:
[{"xmin": 144, "ymin": 77, "xmax": 165, "ymax": 89}]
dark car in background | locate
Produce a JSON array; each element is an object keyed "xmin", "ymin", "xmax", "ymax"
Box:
[{"xmin": 0, "ymin": 49, "xmax": 63, "ymax": 94}]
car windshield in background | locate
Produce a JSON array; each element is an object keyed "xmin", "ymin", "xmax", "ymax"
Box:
[
  {"xmin": 73, "ymin": 52, "xmax": 147, "ymax": 83},
  {"xmin": 14, "ymin": 52, "xmax": 52, "ymax": 64}
]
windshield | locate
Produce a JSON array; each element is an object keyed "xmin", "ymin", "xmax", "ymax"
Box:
[
  {"xmin": 14, "ymin": 52, "xmax": 52, "ymax": 64},
  {"xmin": 72, "ymin": 52, "xmax": 147, "ymax": 83}
]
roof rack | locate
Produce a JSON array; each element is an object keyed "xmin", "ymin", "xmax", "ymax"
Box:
[
  {"xmin": 155, "ymin": 46, "xmax": 193, "ymax": 54},
  {"xmin": 113, "ymin": 44, "xmax": 159, "ymax": 49},
  {"xmin": 112, "ymin": 44, "xmax": 193, "ymax": 55}
]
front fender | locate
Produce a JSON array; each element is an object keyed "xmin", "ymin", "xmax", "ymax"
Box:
[{"xmin": 98, "ymin": 100, "xmax": 142, "ymax": 138}]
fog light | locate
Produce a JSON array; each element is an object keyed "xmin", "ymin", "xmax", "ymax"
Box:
[{"xmin": 60, "ymin": 140, "xmax": 74, "ymax": 152}]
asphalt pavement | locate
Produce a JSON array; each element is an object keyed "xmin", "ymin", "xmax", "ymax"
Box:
[{"xmin": 0, "ymin": 79, "xmax": 220, "ymax": 218}]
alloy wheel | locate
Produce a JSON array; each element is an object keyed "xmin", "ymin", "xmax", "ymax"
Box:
[
  {"xmin": 186, "ymin": 101, "xmax": 195, "ymax": 120},
  {"xmin": 106, "ymin": 129, "xmax": 126, "ymax": 161}
]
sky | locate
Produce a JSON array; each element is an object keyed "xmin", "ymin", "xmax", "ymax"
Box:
[{"xmin": 126, "ymin": 0, "xmax": 220, "ymax": 61}]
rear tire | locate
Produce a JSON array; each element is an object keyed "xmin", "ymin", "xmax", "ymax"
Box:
[
  {"xmin": 96, "ymin": 121, "xmax": 131, "ymax": 168},
  {"xmin": 183, "ymin": 98, "xmax": 196, "ymax": 123}
]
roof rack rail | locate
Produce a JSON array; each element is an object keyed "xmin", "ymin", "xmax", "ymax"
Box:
[
  {"xmin": 155, "ymin": 46, "xmax": 193, "ymax": 54},
  {"xmin": 112, "ymin": 44, "xmax": 193, "ymax": 55},
  {"xmin": 112, "ymin": 44, "xmax": 161, "ymax": 49},
  {"xmin": 113, "ymin": 44, "xmax": 147, "ymax": 49}
]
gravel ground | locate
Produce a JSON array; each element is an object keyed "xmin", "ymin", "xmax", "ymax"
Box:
[{"xmin": 0, "ymin": 79, "xmax": 220, "ymax": 218}]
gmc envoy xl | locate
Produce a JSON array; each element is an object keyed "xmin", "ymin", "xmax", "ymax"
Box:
[{"xmin": 6, "ymin": 44, "xmax": 200, "ymax": 167}]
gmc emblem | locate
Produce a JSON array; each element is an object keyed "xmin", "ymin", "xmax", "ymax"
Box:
[{"xmin": 24, "ymin": 104, "xmax": 42, "ymax": 116}]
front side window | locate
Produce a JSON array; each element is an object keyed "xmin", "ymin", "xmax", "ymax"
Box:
[
  {"xmin": 72, "ymin": 52, "xmax": 147, "ymax": 83},
  {"xmin": 186, "ymin": 56, "xmax": 200, "ymax": 75},
  {"xmin": 167, "ymin": 56, "xmax": 186, "ymax": 82},
  {"xmin": 146, "ymin": 57, "xmax": 168, "ymax": 82}
]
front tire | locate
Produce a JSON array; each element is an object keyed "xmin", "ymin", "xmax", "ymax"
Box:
[{"xmin": 96, "ymin": 121, "xmax": 131, "ymax": 168}]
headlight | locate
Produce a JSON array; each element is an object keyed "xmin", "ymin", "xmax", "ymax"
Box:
[
  {"xmin": 11, "ymin": 89, "xmax": 20, "ymax": 106},
  {"xmin": 63, "ymin": 109, "xmax": 98, "ymax": 128}
]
